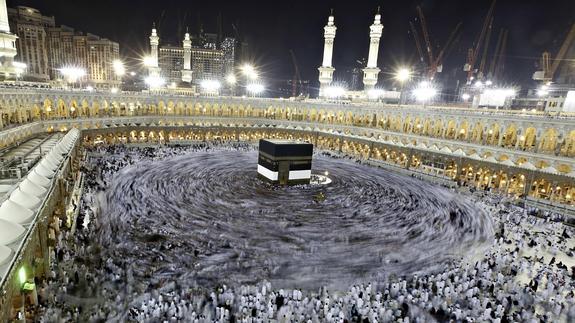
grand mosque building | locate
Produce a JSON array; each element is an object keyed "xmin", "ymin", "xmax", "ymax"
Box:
[{"xmin": 0, "ymin": 4, "xmax": 573, "ymax": 323}]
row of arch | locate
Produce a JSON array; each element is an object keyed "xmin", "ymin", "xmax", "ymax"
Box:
[
  {"xmin": 81, "ymin": 127, "xmax": 575, "ymax": 206},
  {"xmin": 1, "ymin": 98, "xmax": 574, "ymax": 158}
]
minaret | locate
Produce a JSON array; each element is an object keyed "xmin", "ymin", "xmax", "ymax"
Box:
[
  {"xmin": 148, "ymin": 24, "xmax": 160, "ymax": 76},
  {"xmin": 181, "ymin": 29, "xmax": 193, "ymax": 83},
  {"xmin": 0, "ymin": 0, "xmax": 19, "ymax": 76},
  {"xmin": 362, "ymin": 9, "xmax": 383, "ymax": 92},
  {"xmin": 318, "ymin": 12, "xmax": 336, "ymax": 98}
]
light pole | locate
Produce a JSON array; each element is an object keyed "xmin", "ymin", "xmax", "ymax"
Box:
[
  {"xmin": 241, "ymin": 64, "xmax": 258, "ymax": 95},
  {"xmin": 246, "ymin": 83, "xmax": 264, "ymax": 98},
  {"xmin": 395, "ymin": 67, "xmax": 412, "ymax": 106},
  {"xmin": 59, "ymin": 67, "xmax": 86, "ymax": 89},
  {"xmin": 144, "ymin": 75, "xmax": 165, "ymax": 91},
  {"xmin": 413, "ymin": 81, "xmax": 437, "ymax": 109},
  {"xmin": 226, "ymin": 74, "xmax": 237, "ymax": 96},
  {"xmin": 113, "ymin": 59, "xmax": 125, "ymax": 89},
  {"xmin": 13, "ymin": 62, "xmax": 26, "ymax": 81}
]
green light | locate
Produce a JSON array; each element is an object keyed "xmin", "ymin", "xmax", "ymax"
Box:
[{"xmin": 18, "ymin": 267, "xmax": 26, "ymax": 285}]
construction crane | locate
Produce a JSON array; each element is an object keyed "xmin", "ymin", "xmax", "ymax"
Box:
[
  {"xmin": 464, "ymin": 0, "xmax": 497, "ymax": 83},
  {"xmin": 409, "ymin": 21, "xmax": 426, "ymax": 65},
  {"xmin": 433, "ymin": 22, "xmax": 462, "ymax": 74},
  {"xmin": 533, "ymin": 23, "xmax": 575, "ymax": 82},
  {"xmin": 477, "ymin": 17, "xmax": 494, "ymax": 80},
  {"xmin": 494, "ymin": 30, "xmax": 508, "ymax": 80},
  {"xmin": 412, "ymin": 6, "xmax": 462, "ymax": 79},
  {"xmin": 416, "ymin": 6, "xmax": 434, "ymax": 71},
  {"xmin": 488, "ymin": 28, "xmax": 508, "ymax": 80},
  {"xmin": 289, "ymin": 50, "xmax": 303, "ymax": 98}
]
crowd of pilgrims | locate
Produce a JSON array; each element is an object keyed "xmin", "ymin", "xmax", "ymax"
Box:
[{"xmin": 37, "ymin": 142, "xmax": 575, "ymax": 322}]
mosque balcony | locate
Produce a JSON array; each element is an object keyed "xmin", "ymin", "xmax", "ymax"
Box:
[{"xmin": 26, "ymin": 115, "xmax": 575, "ymax": 178}]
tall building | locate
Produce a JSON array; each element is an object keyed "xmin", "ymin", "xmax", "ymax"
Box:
[
  {"xmin": 7, "ymin": 6, "xmax": 54, "ymax": 80},
  {"xmin": 153, "ymin": 29, "xmax": 229, "ymax": 86},
  {"xmin": 221, "ymin": 37, "xmax": 236, "ymax": 76},
  {"xmin": 86, "ymin": 34, "xmax": 120, "ymax": 86},
  {"xmin": 46, "ymin": 25, "xmax": 120, "ymax": 87},
  {"xmin": 159, "ymin": 45, "xmax": 184, "ymax": 84},
  {"xmin": 7, "ymin": 6, "xmax": 120, "ymax": 86},
  {"xmin": 191, "ymin": 47, "xmax": 224, "ymax": 82},
  {"xmin": 46, "ymin": 25, "xmax": 75, "ymax": 79},
  {"xmin": 203, "ymin": 33, "xmax": 218, "ymax": 50}
]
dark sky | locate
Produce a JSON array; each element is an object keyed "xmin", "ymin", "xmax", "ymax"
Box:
[{"xmin": 9, "ymin": 0, "xmax": 575, "ymax": 92}]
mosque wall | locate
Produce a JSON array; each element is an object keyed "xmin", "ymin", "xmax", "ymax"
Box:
[{"xmin": 78, "ymin": 126, "xmax": 575, "ymax": 208}]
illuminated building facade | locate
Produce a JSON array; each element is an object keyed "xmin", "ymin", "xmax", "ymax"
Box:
[
  {"xmin": 7, "ymin": 6, "xmax": 120, "ymax": 87},
  {"xmin": 7, "ymin": 6, "xmax": 55, "ymax": 80}
]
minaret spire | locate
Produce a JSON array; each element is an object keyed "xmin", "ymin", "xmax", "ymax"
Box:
[
  {"xmin": 362, "ymin": 9, "xmax": 384, "ymax": 92},
  {"xmin": 318, "ymin": 12, "xmax": 337, "ymax": 98},
  {"xmin": 148, "ymin": 23, "xmax": 161, "ymax": 77},
  {"xmin": 181, "ymin": 28, "xmax": 193, "ymax": 83}
]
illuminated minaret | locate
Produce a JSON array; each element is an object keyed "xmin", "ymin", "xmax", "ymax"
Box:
[
  {"xmin": 318, "ymin": 12, "xmax": 336, "ymax": 98},
  {"xmin": 0, "ymin": 0, "xmax": 19, "ymax": 77},
  {"xmin": 181, "ymin": 29, "xmax": 193, "ymax": 83},
  {"xmin": 362, "ymin": 9, "xmax": 383, "ymax": 92},
  {"xmin": 148, "ymin": 24, "xmax": 160, "ymax": 76}
]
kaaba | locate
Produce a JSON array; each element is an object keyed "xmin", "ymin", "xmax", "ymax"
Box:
[{"xmin": 257, "ymin": 139, "xmax": 313, "ymax": 185}]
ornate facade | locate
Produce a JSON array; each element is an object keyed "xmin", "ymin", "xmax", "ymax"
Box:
[
  {"xmin": 0, "ymin": 89, "xmax": 574, "ymax": 320},
  {"xmin": 0, "ymin": 90, "xmax": 572, "ymax": 208}
]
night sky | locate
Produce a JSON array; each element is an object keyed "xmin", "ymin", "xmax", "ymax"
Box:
[{"xmin": 9, "ymin": 0, "xmax": 575, "ymax": 93}]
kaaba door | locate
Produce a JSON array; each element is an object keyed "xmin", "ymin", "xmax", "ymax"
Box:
[{"xmin": 279, "ymin": 162, "xmax": 289, "ymax": 185}]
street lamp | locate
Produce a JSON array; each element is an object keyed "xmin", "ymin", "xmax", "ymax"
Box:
[
  {"xmin": 413, "ymin": 81, "xmax": 437, "ymax": 107},
  {"xmin": 113, "ymin": 59, "xmax": 125, "ymax": 77},
  {"xmin": 246, "ymin": 83, "xmax": 264, "ymax": 97},
  {"xmin": 200, "ymin": 79, "xmax": 222, "ymax": 96},
  {"xmin": 395, "ymin": 68, "xmax": 412, "ymax": 83},
  {"xmin": 144, "ymin": 75, "xmax": 165, "ymax": 89},
  {"xmin": 324, "ymin": 86, "xmax": 346, "ymax": 99},
  {"xmin": 462, "ymin": 93, "xmax": 471, "ymax": 101},
  {"xmin": 226, "ymin": 74, "xmax": 237, "ymax": 85},
  {"xmin": 13, "ymin": 62, "xmax": 26, "ymax": 80},
  {"xmin": 241, "ymin": 64, "xmax": 258, "ymax": 80},
  {"xmin": 143, "ymin": 56, "xmax": 155, "ymax": 67},
  {"xmin": 59, "ymin": 67, "xmax": 86, "ymax": 88},
  {"xmin": 226, "ymin": 74, "xmax": 237, "ymax": 96},
  {"xmin": 395, "ymin": 68, "xmax": 412, "ymax": 105}
]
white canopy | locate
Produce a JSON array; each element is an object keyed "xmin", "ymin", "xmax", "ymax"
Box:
[
  {"xmin": 469, "ymin": 153, "xmax": 482, "ymax": 160},
  {"xmin": 542, "ymin": 166, "xmax": 558, "ymax": 174},
  {"xmin": 27, "ymin": 170, "xmax": 51, "ymax": 188},
  {"xmin": 0, "ymin": 219, "xmax": 25, "ymax": 245},
  {"xmin": 9, "ymin": 188, "xmax": 41, "ymax": 210},
  {"xmin": 34, "ymin": 164, "xmax": 55, "ymax": 178},
  {"xmin": 485, "ymin": 156, "xmax": 498, "ymax": 163},
  {"xmin": 51, "ymin": 144, "xmax": 67, "ymax": 155},
  {"xmin": 0, "ymin": 200, "xmax": 34, "ymax": 224},
  {"xmin": 429, "ymin": 145, "xmax": 439, "ymax": 151},
  {"xmin": 440, "ymin": 146, "xmax": 452, "ymax": 153},
  {"xmin": 19, "ymin": 178, "xmax": 47, "ymax": 197},
  {"xmin": 453, "ymin": 149, "xmax": 466, "ymax": 156},
  {"xmin": 46, "ymin": 152, "xmax": 64, "ymax": 164},
  {"xmin": 39, "ymin": 159, "xmax": 58, "ymax": 172},
  {"xmin": 0, "ymin": 245, "xmax": 13, "ymax": 265},
  {"xmin": 520, "ymin": 162, "xmax": 537, "ymax": 170},
  {"xmin": 501, "ymin": 159, "xmax": 516, "ymax": 167}
]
